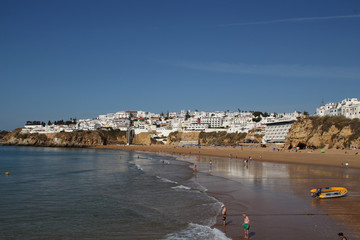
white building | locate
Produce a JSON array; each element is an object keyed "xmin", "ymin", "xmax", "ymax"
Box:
[
  {"xmin": 340, "ymin": 98, "xmax": 360, "ymax": 119},
  {"xmin": 200, "ymin": 117, "xmax": 223, "ymax": 128},
  {"xmin": 185, "ymin": 123, "xmax": 209, "ymax": 131},
  {"xmin": 21, "ymin": 124, "xmax": 75, "ymax": 134},
  {"xmin": 112, "ymin": 119, "xmax": 131, "ymax": 129},
  {"xmin": 316, "ymin": 102, "xmax": 338, "ymax": 117},
  {"xmin": 264, "ymin": 120, "xmax": 295, "ymax": 144},
  {"xmin": 21, "ymin": 108, "xmax": 308, "ymax": 136},
  {"xmin": 316, "ymin": 98, "xmax": 360, "ymax": 119}
]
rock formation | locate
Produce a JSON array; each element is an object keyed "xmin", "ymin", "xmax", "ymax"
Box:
[
  {"xmin": 2, "ymin": 129, "xmax": 127, "ymax": 147},
  {"xmin": 132, "ymin": 132, "xmax": 153, "ymax": 145},
  {"xmin": 285, "ymin": 116, "xmax": 360, "ymax": 149},
  {"xmin": 199, "ymin": 132, "xmax": 248, "ymax": 145},
  {"xmin": 167, "ymin": 131, "xmax": 200, "ymax": 145}
]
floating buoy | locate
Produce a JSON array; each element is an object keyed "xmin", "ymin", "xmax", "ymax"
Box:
[{"xmin": 5, "ymin": 172, "xmax": 10, "ymax": 175}]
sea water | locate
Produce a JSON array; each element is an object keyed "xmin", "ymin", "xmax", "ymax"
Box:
[{"xmin": 0, "ymin": 146, "xmax": 229, "ymax": 240}]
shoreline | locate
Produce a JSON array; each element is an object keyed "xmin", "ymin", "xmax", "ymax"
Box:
[
  {"xmin": 94, "ymin": 144, "xmax": 360, "ymax": 239},
  {"xmin": 93, "ymin": 144, "xmax": 360, "ymax": 169},
  {"xmin": 3, "ymin": 144, "xmax": 359, "ymax": 239}
]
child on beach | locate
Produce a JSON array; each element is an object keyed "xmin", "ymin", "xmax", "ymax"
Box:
[{"xmin": 243, "ymin": 214, "xmax": 250, "ymax": 239}]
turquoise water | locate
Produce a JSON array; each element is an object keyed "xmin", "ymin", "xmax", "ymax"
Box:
[{"xmin": 0, "ymin": 146, "xmax": 228, "ymax": 240}]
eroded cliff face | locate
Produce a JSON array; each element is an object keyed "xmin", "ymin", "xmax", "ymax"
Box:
[
  {"xmin": 3, "ymin": 129, "xmax": 127, "ymax": 147},
  {"xmin": 3, "ymin": 129, "xmax": 251, "ymax": 147},
  {"xmin": 285, "ymin": 117, "xmax": 360, "ymax": 149},
  {"xmin": 132, "ymin": 132, "xmax": 152, "ymax": 145},
  {"xmin": 199, "ymin": 132, "xmax": 248, "ymax": 145},
  {"xmin": 167, "ymin": 131, "xmax": 200, "ymax": 144},
  {"xmin": 166, "ymin": 131, "xmax": 249, "ymax": 145}
]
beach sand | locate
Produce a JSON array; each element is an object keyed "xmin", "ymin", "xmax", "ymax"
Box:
[
  {"xmin": 94, "ymin": 145, "xmax": 360, "ymax": 239},
  {"xmin": 95, "ymin": 144, "xmax": 360, "ymax": 169}
]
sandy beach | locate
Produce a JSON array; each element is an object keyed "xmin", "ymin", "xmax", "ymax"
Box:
[
  {"xmin": 95, "ymin": 144, "xmax": 360, "ymax": 169},
  {"xmin": 94, "ymin": 145, "xmax": 360, "ymax": 239}
]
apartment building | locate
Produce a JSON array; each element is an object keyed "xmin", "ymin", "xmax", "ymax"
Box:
[
  {"xmin": 200, "ymin": 117, "xmax": 223, "ymax": 128},
  {"xmin": 316, "ymin": 98, "xmax": 360, "ymax": 119},
  {"xmin": 264, "ymin": 120, "xmax": 295, "ymax": 143},
  {"xmin": 185, "ymin": 123, "xmax": 209, "ymax": 131}
]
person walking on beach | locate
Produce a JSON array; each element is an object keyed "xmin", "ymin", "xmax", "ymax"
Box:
[
  {"xmin": 338, "ymin": 232, "xmax": 347, "ymax": 240},
  {"xmin": 243, "ymin": 214, "xmax": 250, "ymax": 239},
  {"xmin": 221, "ymin": 204, "xmax": 227, "ymax": 226}
]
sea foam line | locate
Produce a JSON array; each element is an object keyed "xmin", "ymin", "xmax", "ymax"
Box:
[
  {"xmin": 159, "ymin": 159, "xmax": 170, "ymax": 164},
  {"xmin": 171, "ymin": 185, "xmax": 191, "ymax": 190},
  {"xmin": 156, "ymin": 176, "xmax": 178, "ymax": 184},
  {"xmin": 163, "ymin": 223, "xmax": 231, "ymax": 240},
  {"xmin": 127, "ymin": 162, "xmax": 144, "ymax": 172},
  {"xmin": 135, "ymin": 164, "xmax": 143, "ymax": 171}
]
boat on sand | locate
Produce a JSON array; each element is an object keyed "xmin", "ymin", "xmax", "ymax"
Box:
[{"xmin": 310, "ymin": 187, "xmax": 347, "ymax": 199}]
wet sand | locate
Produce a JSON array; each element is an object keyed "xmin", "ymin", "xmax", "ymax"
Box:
[
  {"xmin": 191, "ymin": 157, "xmax": 360, "ymax": 239},
  {"xmin": 94, "ymin": 145, "xmax": 360, "ymax": 239}
]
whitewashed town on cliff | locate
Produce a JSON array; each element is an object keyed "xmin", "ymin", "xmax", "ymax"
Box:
[{"xmin": 21, "ymin": 98, "xmax": 360, "ymax": 144}]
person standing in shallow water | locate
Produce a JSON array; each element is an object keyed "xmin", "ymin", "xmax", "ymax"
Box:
[
  {"xmin": 243, "ymin": 214, "xmax": 250, "ymax": 239},
  {"xmin": 338, "ymin": 232, "xmax": 347, "ymax": 239},
  {"xmin": 221, "ymin": 205, "xmax": 227, "ymax": 226}
]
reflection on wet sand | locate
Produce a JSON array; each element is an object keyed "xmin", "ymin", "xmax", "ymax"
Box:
[
  {"xmin": 288, "ymin": 165, "xmax": 360, "ymax": 237},
  {"xmin": 179, "ymin": 155, "xmax": 360, "ymax": 239}
]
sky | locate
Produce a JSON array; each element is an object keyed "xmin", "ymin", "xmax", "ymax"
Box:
[{"xmin": 1, "ymin": 0, "xmax": 359, "ymax": 130}]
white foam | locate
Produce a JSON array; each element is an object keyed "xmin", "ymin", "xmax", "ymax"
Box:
[
  {"xmin": 191, "ymin": 182, "xmax": 208, "ymax": 192},
  {"xmin": 164, "ymin": 223, "xmax": 231, "ymax": 240},
  {"xmin": 156, "ymin": 176, "xmax": 178, "ymax": 184},
  {"xmin": 159, "ymin": 159, "xmax": 170, "ymax": 164},
  {"xmin": 135, "ymin": 164, "xmax": 143, "ymax": 171},
  {"xmin": 171, "ymin": 185, "xmax": 191, "ymax": 190}
]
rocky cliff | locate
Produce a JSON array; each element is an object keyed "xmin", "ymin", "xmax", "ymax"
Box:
[
  {"xmin": 167, "ymin": 131, "xmax": 201, "ymax": 144},
  {"xmin": 167, "ymin": 131, "xmax": 249, "ymax": 145},
  {"xmin": 132, "ymin": 132, "xmax": 153, "ymax": 145},
  {"xmin": 3, "ymin": 129, "xmax": 128, "ymax": 147},
  {"xmin": 199, "ymin": 132, "xmax": 248, "ymax": 145},
  {"xmin": 0, "ymin": 130, "xmax": 9, "ymax": 139},
  {"xmin": 285, "ymin": 116, "xmax": 360, "ymax": 149},
  {"xmin": 3, "ymin": 129, "xmax": 249, "ymax": 147}
]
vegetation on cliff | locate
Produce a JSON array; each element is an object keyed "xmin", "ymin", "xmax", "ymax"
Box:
[
  {"xmin": 3, "ymin": 129, "xmax": 127, "ymax": 147},
  {"xmin": 26, "ymin": 118, "xmax": 77, "ymax": 126},
  {"xmin": 167, "ymin": 131, "xmax": 253, "ymax": 145},
  {"xmin": 285, "ymin": 116, "xmax": 360, "ymax": 149},
  {"xmin": 167, "ymin": 131, "xmax": 200, "ymax": 144},
  {"xmin": 0, "ymin": 130, "xmax": 9, "ymax": 139},
  {"xmin": 199, "ymin": 132, "xmax": 247, "ymax": 145},
  {"xmin": 309, "ymin": 116, "xmax": 360, "ymax": 143}
]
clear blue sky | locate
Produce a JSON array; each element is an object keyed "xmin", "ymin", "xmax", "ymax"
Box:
[{"xmin": 1, "ymin": 0, "xmax": 359, "ymax": 130}]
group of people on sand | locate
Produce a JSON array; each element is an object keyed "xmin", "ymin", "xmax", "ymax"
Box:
[{"xmin": 221, "ymin": 205, "xmax": 250, "ymax": 239}]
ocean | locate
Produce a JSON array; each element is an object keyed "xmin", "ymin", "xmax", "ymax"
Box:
[{"xmin": 0, "ymin": 146, "xmax": 229, "ymax": 240}]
